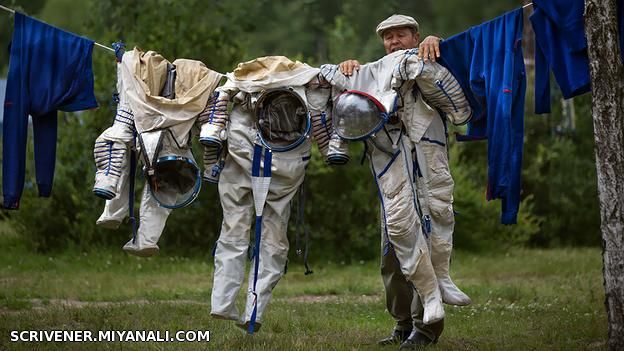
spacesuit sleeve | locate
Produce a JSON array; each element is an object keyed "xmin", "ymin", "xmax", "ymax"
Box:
[
  {"xmin": 394, "ymin": 50, "xmax": 473, "ymax": 125},
  {"xmin": 198, "ymin": 87, "xmax": 231, "ymax": 149},
  {"xmin": 93, "ymin": 62, "xmax": 136, "ymax": 199},
  {"xmin": 197, "ymin": 84, "xmax": 232, "ymax": 184},
  {"xmin": 311, "ymin": 70, "xmax": 351, "ymax": 165}
]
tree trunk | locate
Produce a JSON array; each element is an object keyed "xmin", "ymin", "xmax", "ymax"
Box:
[{"xmin": 584, "ymin": 1, "xmax": 624, "ymax": 350}]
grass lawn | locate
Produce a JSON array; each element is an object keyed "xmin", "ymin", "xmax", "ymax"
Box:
[{"xmin": 0, "ymin": 229, "xmax": 607, "ymax": 350}]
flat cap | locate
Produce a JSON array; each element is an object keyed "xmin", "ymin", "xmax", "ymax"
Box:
[{"xmin": 376, "ymin": 14, "xmax": 419, "ymax": 37}]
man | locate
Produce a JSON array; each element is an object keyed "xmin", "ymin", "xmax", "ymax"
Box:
[{"xmin": 339, "ymin": 15, "xmax": 471, "ymax": 349}]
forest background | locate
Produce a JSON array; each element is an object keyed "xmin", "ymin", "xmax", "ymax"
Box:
[{"xmin": 0, "ymin": 0, "xmax": 600, "ymax": 261}]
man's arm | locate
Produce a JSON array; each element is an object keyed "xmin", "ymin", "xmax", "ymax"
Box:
[
  {"xmin": 417, "ymin": 35, "xmax": 442, "ymax": 62},
  {"xmin": 338, "ymin": 60, "xmax": 361, "ymax": 77},
  {"xmin": 338, "ymin": 36, "xmax": 442, "ymax": 76}
]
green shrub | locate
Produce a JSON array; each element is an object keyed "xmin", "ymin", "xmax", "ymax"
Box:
[{"xmin": 450, "ymin": 141, "xmax": 542, "ymax": 251}]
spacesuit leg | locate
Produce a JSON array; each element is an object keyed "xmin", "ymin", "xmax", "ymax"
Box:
[
  {"xmin": 210, "ymin": 141, "xmax": 254, "ymax": 321},
  {"xmin": 122, "ymin": 185, "xmax": 172, "ymax": 257},
  {"xmin": 370, "ymin": 130, "xmax": 444, "ymax": 325},
  {"xmin": 96, "ymin": 162, "xmax": 130, "ymax": 229},
  {"xmin": 239, "ymin": 145, "xmax": 310, "ymax": 330},
  {"xmin": 416, "ymin": 117, "xmax": 471, "ymax": 306}
]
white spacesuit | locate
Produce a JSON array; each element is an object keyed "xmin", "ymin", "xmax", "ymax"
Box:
[
  {"xmin": 93, "ymin": 48, "xmax": 221, "ymax": 256},
  {"xmin": 395, "ymin": 49, "xmax": 473, "ymax": 306},
  {"xmin": 321, "ymin": 48, "xmax": 472, "ymax": 325},
  {"xmin": 206, "ymin": 56, "xmax": 335, "ymax": 333}
]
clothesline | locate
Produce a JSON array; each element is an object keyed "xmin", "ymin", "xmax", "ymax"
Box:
[
  {"xmin": 1, "ymin": 3, "xmax": 535, "ymax": 55},
  {"xmin": 0, "ymin": 4, "xmax": 115, "ymax": 53},
  {"xmin": 0, "ymin": 2, "xmax": 536, "ymax": 55}
]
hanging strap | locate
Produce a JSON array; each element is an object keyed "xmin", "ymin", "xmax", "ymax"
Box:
[
  {"xmin": 295, "ymin": 181, "xmax": 313, "ymax": 275},
  {"xmin": 409, "ymin": 145, "xmax": 431, "ymax": 239},
  {"xmin": 368, "ymin": 151, "xmax": 392, "ymax": 256},
  {"xmin": 248, "ymin": 144, "xmax": 272, "ymax": 334},
  {"xmin": 111, "ymin": 42, "xmax": 137, "ymax": 243},
  {"xmin": 360, "ymin": 141, "xmax": 369, "ymax": 165},
  {"xmin": 109, "ymin": 41, "xmax": 125, "ymax": 108},
  {"xmin": 129, "ymin": 132, "xmax": 138, "ymax": 243}
]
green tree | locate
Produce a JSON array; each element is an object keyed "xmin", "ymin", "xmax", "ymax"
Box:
[
  {"xmin": 2, "ymin": 0, "xmax": 602, "ymax": 258},
  {"xmin": 522, "ymin": 94, "xmax": 600, "ymax": 247}
]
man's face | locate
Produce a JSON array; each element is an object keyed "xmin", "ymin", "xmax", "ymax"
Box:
[{"xmin": 382, "ymin": 27, "xmax": 420, "ymax": 54}]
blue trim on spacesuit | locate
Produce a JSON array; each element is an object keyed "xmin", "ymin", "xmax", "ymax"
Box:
[{"xmin": 248, "ymin": 145, "xmax": 272, "ymax": 334}]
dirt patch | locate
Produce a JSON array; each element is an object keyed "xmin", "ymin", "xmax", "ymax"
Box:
[
  {"xmin": 0, "ymin": 294, "xmax": 381, "ymax": 314},
  {"xmin": 279, "ymin": 294, "xmax": 381, "ymax": 304},
  {"xmin": 32, "ymin": 298, "xmax": 210, "ymax": 308},
  {"xmin": 0, "ymin": 277, "xmax": 22, "ymax": 285},
  {"xmin": 0, "ymin": 298, "xmax": 210, "ymax": 315}
]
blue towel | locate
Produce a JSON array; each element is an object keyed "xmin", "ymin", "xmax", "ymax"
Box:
[{"xmin": 530, "ymin": 0, "xmax": 590, "ymax": 114}]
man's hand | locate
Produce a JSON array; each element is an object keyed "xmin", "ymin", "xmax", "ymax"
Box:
[
  {"xmin": 418, "ymin": 36, "xmax": 441, "ymax": 62},
  {"xmin": 339, "ymin": 59, "xmax": 361, "ymax": 76}
]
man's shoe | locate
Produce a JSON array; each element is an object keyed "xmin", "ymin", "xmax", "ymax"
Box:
[
  {"xmin": 377, "ymin": 329, "xmax": 412, "ymax": 346},
  {"xmin": 399, "ymin": 330, "xmax": 434, "ymax": 349}
]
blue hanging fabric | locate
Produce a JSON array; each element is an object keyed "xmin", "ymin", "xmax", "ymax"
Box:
[
  {"xmin": 438, "ymin": 8, "xmax": 526, "ymax": 224},
  {"xmin": 248, "ymin": 144, "xmax": 272, "ymax": 334},
  {"xmin": 2, "ymin": 12, "xmax": 98, "ymax": 209},
  {"xmin": 530, "ymin": 0, "xmax": 590, "ymax": 114}
]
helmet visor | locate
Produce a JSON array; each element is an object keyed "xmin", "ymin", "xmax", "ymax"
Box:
[
  {"xmin": 150, "ymin": 156, "xmax": 201, "ymax": 209},
  {"xmin": 333, "ymin": 90, "xmax": 387, "ymax": 140},
  {"xmin": 255, "ymin": 89, "xmax": 309, "ymax": 151}
]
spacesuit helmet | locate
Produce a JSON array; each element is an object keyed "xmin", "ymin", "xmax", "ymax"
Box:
[
  {"xmin": 254, "ymin": 88, "xmax": 311, "ymax": 152},
  {"xmin": 332, "ymin": 90, "xmax": 392, "ymax": 140},
  {"xmin": 140, "ymin": 130, "xmax": 202, "ymax": 209}
]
